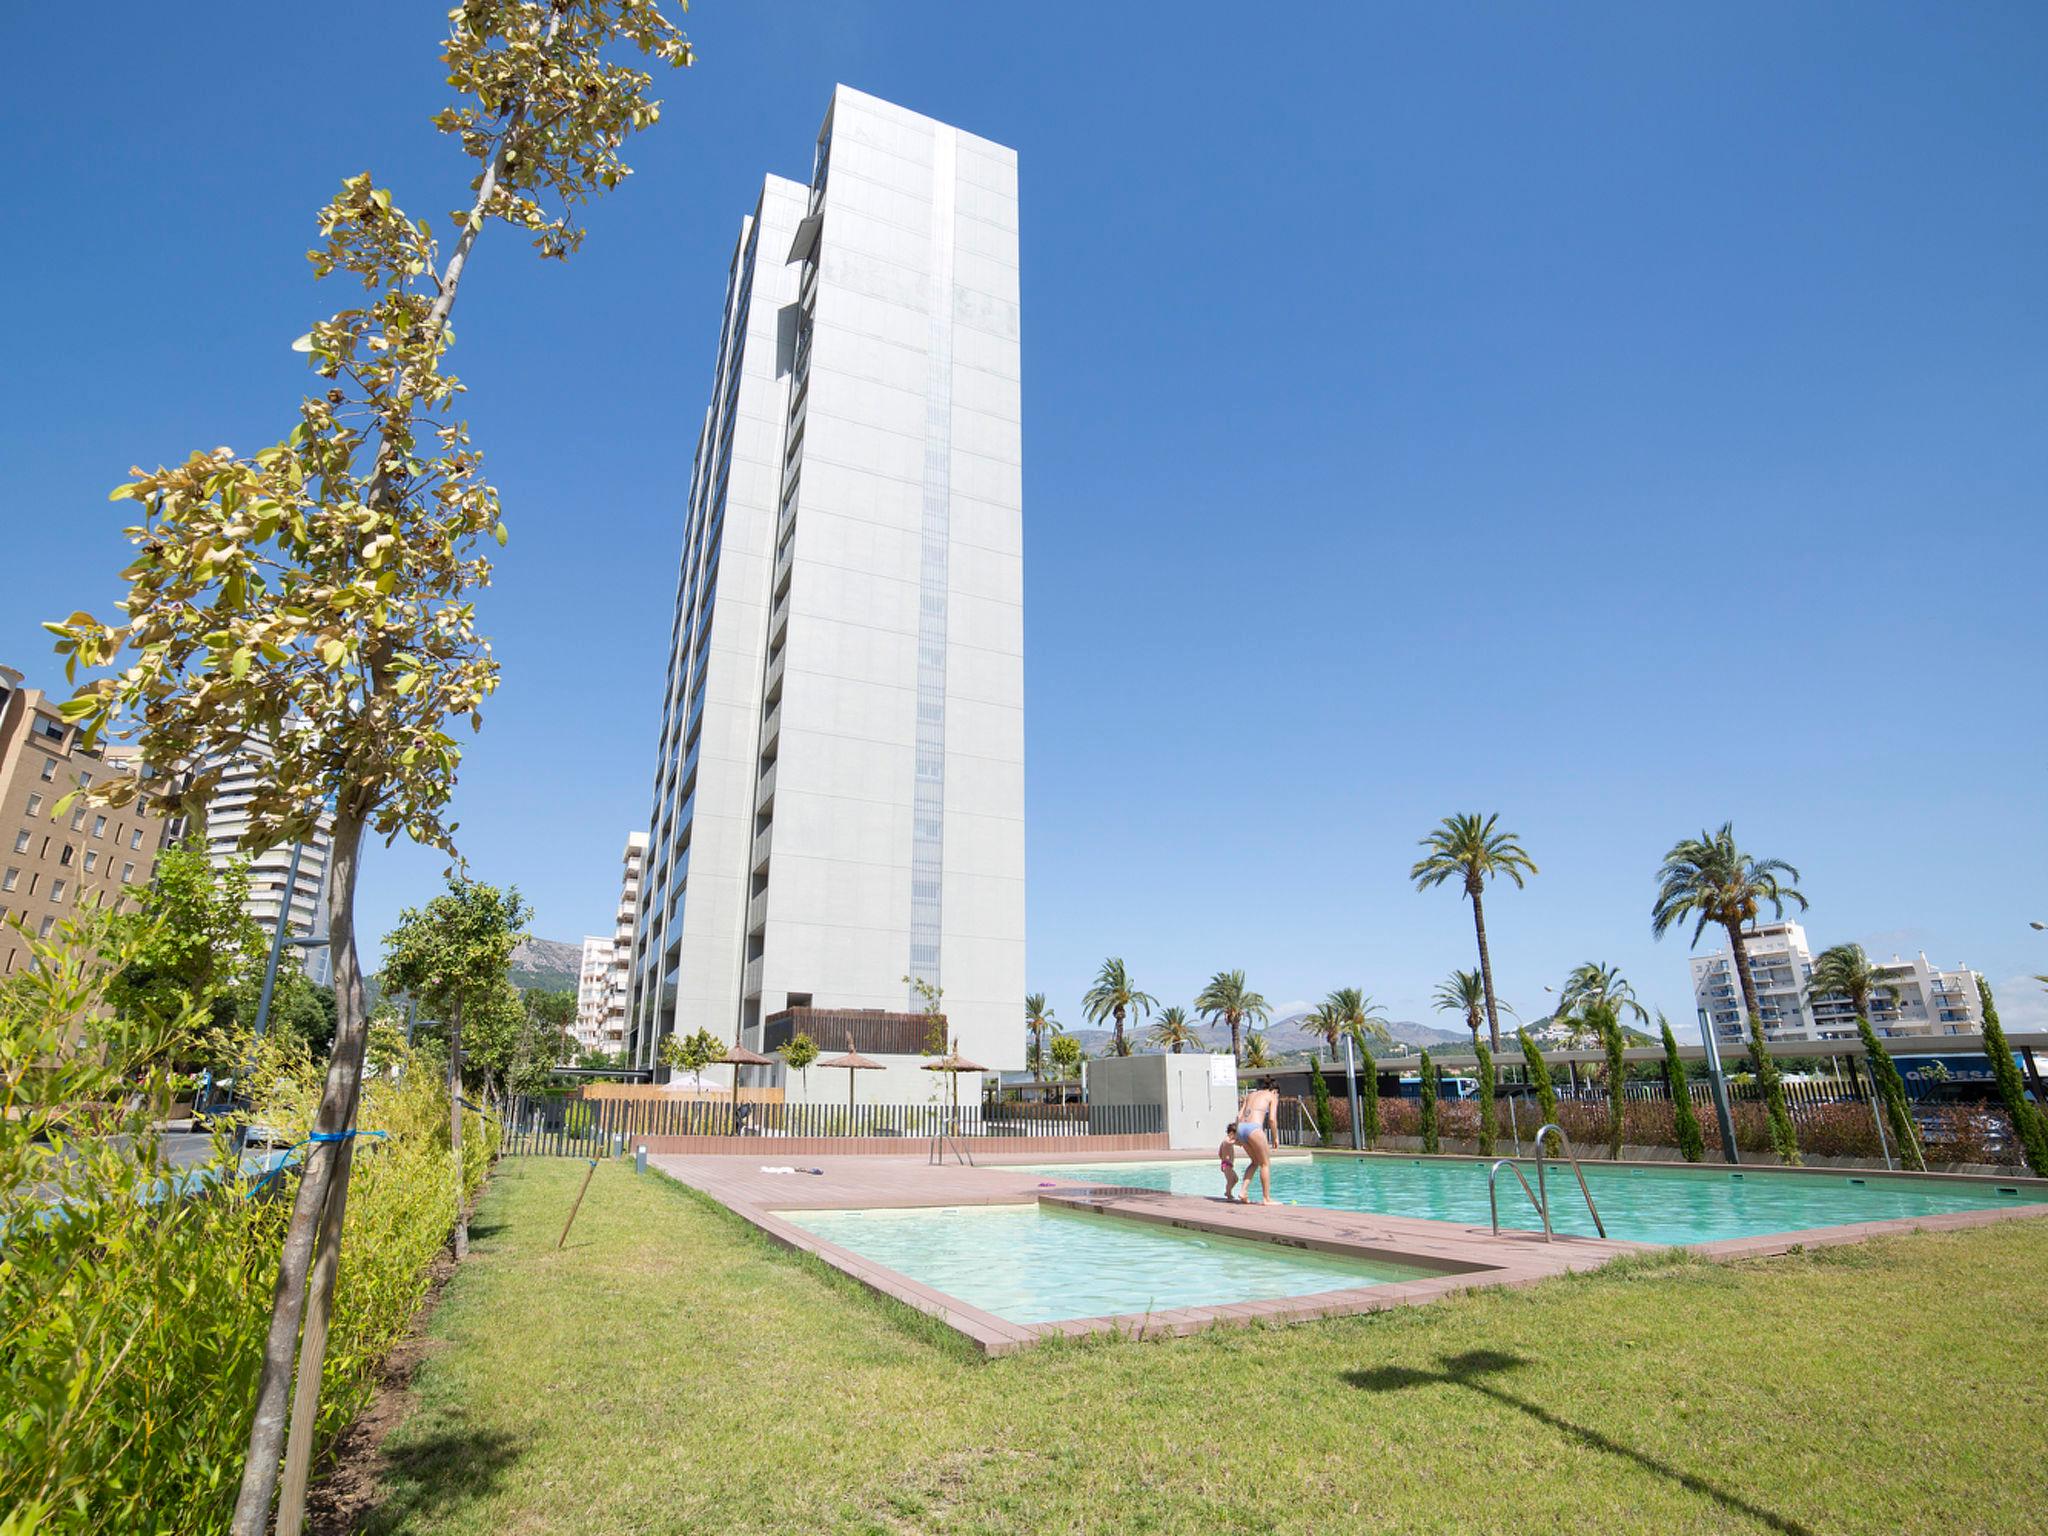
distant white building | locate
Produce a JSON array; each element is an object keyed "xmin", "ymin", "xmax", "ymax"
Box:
[
  {"xmin": 611, "ymin": 832, "xmax": 646, "ymax": 1050},
  {"xmin": 1690, "ymin": 920, "xmax": 1981, "ymax": 1047},
  {"xmin": 183, "ymin": 737, "xmax": 335, "ymax": 986},
  {"xmin": 575, "ymin": 936, "xmax": 615, "ymax": 1052}
]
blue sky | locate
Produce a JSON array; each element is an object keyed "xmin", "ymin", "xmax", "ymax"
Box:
[{"xmin": 3, "ymin": 2, "xmax": 2044, "ymax": 1037}]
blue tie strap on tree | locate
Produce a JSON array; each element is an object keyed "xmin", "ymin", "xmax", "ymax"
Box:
[{"xmin": 246, "ymin": 1130, "xmax": 389, "ymax": 1198}]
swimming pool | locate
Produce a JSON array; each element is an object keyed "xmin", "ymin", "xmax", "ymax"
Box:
[
  {"xmin": 1017, "ymin": 1157, "xmax": 2038, "ymax": 1245},
  {"xmin": 781, "ymin": 1203, "xmax": 1431, "ymax": 1325}
]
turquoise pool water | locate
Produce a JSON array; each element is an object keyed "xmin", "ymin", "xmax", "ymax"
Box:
[
  {"xmin": 1016, "ymin": 1157, "xmax": 2036, "ymax": 1245},
  {"xmin": 782, "ymin": 1203, "xmax": 1428, "ymax": 1325}
]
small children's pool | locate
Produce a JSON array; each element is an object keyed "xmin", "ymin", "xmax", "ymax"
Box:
[
  {"xmin": 1016, "ymin": 1157, "xmax": 2037, "ymax": 1246},
  {"xmin": 780, "ymin": 1203, "xmax": 1430, "ymax": 1325}
]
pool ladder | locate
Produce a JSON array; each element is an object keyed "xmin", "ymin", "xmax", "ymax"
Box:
[{"xmin": 1487, "ymin": 1124, "xmax": 1607, "ymax": 1241}]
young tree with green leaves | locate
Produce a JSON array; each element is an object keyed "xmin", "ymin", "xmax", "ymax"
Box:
[
  {"xmin": 1024, "ymin": 992, "xmax": 1057, "ymax": 1080},
  {"xmin": 1807, "ymin": 943, "xmax": 1922, "ymax": 1171},
  {"xmin": 1977, "ymin": 977, "xmax": 2048, "ymax": 1177},
  {"xmin": 1194, "ymin": 968, "xmax": 1269, "ymax": 1064},
  {"xmin": 1085, "ymin": 958, "xmax": 1156, "ymax": 1058},
  {"xmin": 1048, "ymin": 1031, "xmax": 1083, "ymax": 1081},
  {"xmin": 1410, "ymin": 814, "xmax": 1536, "ymax": 1052},
  {"xmin": 660, "ymin": 1026, "xmax": 722, "ymax": 1089},
  {"xmin": 781, "ymin": 1030, "xmax": 819, "ymax": 1095},
  {"xmin": 1474, "ymin": 1040, "xmax": 1497, "ymax": 1157},
  {"xmin": 46, "ymin": 8, "xmax": 692, "ymax": 1528},
  {"xmin": 1149, "ymin": 1005, "xmax": 1199, "ymax": 1053},
  {"xmin": 1418, "ymin": 1050, "xmax": 1440, "ymax": 1154},
  {"xmin": 1652, "ymin": 823, "xmax": 1806, "ymax": 1164},
  {"xmin": 1309, "ymin": 1058, "xmax": 1334, "ymax": 1145},
  {"xmin": 381, "ymin": 877, "xmax": 529, "ymax": 1253},
  {"xmin": 106, "ymin": 842, "xmax": 267, "ymax": 1045},
  {"xmin": 1659, "ymin": 1015, "xmax": 1705, "ymax": 1163},
  {"xmin": 1519, "ymin": 1027, "xmax": 1558, "ymax": 1126},
  {"xmin": 1434, "ymin": 968, "xmax": 1487, "ymax": 1049}
]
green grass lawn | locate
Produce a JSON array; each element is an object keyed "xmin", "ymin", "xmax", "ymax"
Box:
[{"xmin": 350, "ymin": 1159, "xmax": 2048, "ymax": 1535}]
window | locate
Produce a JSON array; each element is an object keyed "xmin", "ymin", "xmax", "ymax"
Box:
[
  {"xmin": 25, "ymin": 794, "xmax": 42, "ymax": 818},
  {"xmin": 129, "ymin": 828, "xmax": 144, "ymax": 850},
  {"xmin": 83, "ymin": 851, "xmax": 98, "ymax": 874},
  {"xmin": 38, "ymin": 757, "xmax": 56, "ymax": 782},
  {"xmin": 27, "ymin": 874, "xmax": 39, "ymax": 895},
  {"xmin": 50, "ymin": 880, "xmax": 67, "ymax": 905},
  {"xmin": 10, "ymin": 832, "xmax": 26, "ymax": 855},
  {"xmin": 37, "ymin": 916, "xmax": 56, "ymax": 939},
  {"xmin": 70, "ymin": 807, "xmax": 86, "ymax": 830},
  {"xmin": 121, "ymin": 862, "xmax": 136, "ymax": 883},
  {"xmin": 31, "ymin": 717, "xmax": 64, "ymax": 745},
  {"xmin": 1, "ymin": 869, "xmax": 16, "ymax": 892},
  {"xmin": 92, "ymin": 816, "xmax": 107, "ymax": 838},
  {"xmin": 77, "ymin": 771, "xmax": 92, "ymax": 789},
  {"xmin": 59, "ymin": 845, "xmax": 75, "ymax": 868}
]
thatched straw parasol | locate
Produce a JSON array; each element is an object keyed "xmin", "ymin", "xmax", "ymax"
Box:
[
  {"xmin": 816, "ymin": 1033, "xmax": 884, "ymax": 1120},
  {"xmin": 716, "ymin": 1042, "xmax": 774, "ymax": 1134}
]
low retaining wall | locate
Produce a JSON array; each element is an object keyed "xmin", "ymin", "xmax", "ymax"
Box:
[{"xmin": 633, "ymin": 1131, "xmax": 1168, "ymax": 1157}]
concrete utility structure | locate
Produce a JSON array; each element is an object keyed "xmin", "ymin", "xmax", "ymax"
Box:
[
  {"xmin": 0, "ymin": 665, "xmax": 171, "ymax": 976},
  {"xmin": 1083, "ymin": 1053, "xmax": 1241, "ymax": 1151},
  {"xmin": 626, "ymin": 87, "xmax": 1025, "ymax": 1088},
  {"xmin": 1691, "ymin": 920, "xmax": 1982, "ymax": 1046}
]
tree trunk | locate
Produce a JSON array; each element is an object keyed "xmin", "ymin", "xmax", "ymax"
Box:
[
  {"xmin": 1469, "ymin": 883, "xmax": 1502, "ymax": 1053},
  {"xmin": 1113, "ymin": 1004, "xmax": 1125, "ymax": 1057},
  {"xmin": 230, "ymin": 810, "xmax": 369, "ymax": 1536},
  {"xmin": 1230, "ymin": 1015, "xmax": 1242, "ymax": 1064},
  {"xmin": 449, "ymin": 997, "xmax": 467, "ymax": 1261}
]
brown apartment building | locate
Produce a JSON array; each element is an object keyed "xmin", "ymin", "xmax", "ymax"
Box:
[{"xmin": 0, "ymin": 665, "xmax": 173, "ymax": 977}]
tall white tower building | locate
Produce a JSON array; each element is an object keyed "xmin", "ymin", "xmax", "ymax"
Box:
[{"xmin": 627, "ymin": 87, "xmax": 1025, "ymax": 1084}]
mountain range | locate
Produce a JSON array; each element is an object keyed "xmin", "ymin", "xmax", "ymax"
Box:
[
  {"xmin": 1058, "ymin": 1009, "xmax": 1466, "ymax": 1062},
  {"xmin": 508, "ymin": 936, "xmax": 583, "ymax": 996}
]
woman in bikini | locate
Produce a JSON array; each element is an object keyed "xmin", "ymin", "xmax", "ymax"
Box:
[{"xmin": 1231, "ymin": 1086, "xmax": 1279, "ymax": 1204}]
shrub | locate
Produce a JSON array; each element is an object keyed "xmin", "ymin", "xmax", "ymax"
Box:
[
  {"xmin": 1519, "ymin": 1029, "xmax": 1558, "ymax": 1126},
  {"xmin": 1745, "ymin": 1014, "xmax": 1802, "ymax": 1165},
  {"xmin": 1977, "ymin": 978, "xmax": 2048, "ymax": 1177},
  {"xmin": 1475, "ymin": 1041, "xmax": 1497, "ymax": 1157},
  {"xmin": 1358, "ymin": 1046, "xmax": 1381, "ymax": 1149},
  {"xmin": 0, "ymin": 918, "xmax": 493, "ymax": 1534},
  {"xmin": 1660, "ymin": 1019, "xmax": 1705, "ymax": 1162},
  {"xmin": 1418, "ymin": 1052, "xmax": 1439, "ymax": 1154},
  {"xmin": 1309, "ymin": 1059, "xmax": 1333, "ymax": 1146}
]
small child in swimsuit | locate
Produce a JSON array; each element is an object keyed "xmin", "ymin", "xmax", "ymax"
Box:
[{"xmin": 1218, "ymin": 1134, "xmax": 1243, "ymax": 1202}]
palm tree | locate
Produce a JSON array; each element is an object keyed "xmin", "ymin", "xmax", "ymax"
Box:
[
  {"xmin": 1558, "ymin": 962, "xmax": 1649, "ymax": 1030},
  {"xmin": 1242, "ymin": 1030, "xmax": 1271, "ymax": 1069},
  {"xmin": 1325, "ymin": 986, "xmax": 1392, "ymax": 1051},
  {"xmin": 1302, "ymin": 1001, "xmax": 1346, "ymax": 1059},
  {"xmin": 1807, "ymin": 943, "xmax": 1922, "ymax": 1170},
  {"xmin": 1410, "ymin": 813, "xmax": 1536, "ymax": 1053},
  {"xmin": 1149, "ymin": 1005, "xmax": 1199, "ymax": 1054},
  {"xmin": 1024, "ymin": 992, "xmax": 1057, "ymax": 1082},
  {"xmin": 1652, "ymin": 822, "xmax": 1807, "ymax": 1163},
  {"xmin": 1433, "ymin": 969, "xmax": 1487, "ymax": 1048},
  {"xmin": 1083, "ymin": 957, "xmax": 1155, "ymax": 1058},
  {"xmin": 1194, "ymin": 968, "xmax": 1270, "ymax": 1063}
]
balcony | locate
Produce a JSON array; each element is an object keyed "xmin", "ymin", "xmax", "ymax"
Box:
[
  {"xmin": 760, "ymin": 702, "xmax": 782, "ymax": 754},
  {"xmin": 742, "ymin": 956, "xmax": 764, "ymax": 998},
  {"xmin": 769, "ymin": 592, "xmax": 790, "ymax": 646},
  {"xmin": 764, "ymin": 649, "xmax": 785, "ymax": 702},
  {"xmin": 746, "ymin": 889, "xmax": 769, "ymax": 935},
  {"xmin": 755, "ymin": 761, "xmax": 776, "ymax": 814},
  {"xmin": 773, "ymin": 541, "xmax": 793, "ymax": 597},
  {"xmin": 750, "ymin": 822, "xmax": 773, "ymax": 873}
]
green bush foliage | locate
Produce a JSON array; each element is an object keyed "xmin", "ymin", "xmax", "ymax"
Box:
[
  {"xmin": 1358, "ymin": 1045, "xmax": 1380, "ymax": 1149},
  {"xmin": 0, "ymin": 917, "xmax": 492, "ymax": 1534},
  {"xmin": 1746, "ymin": 1014, "xmax": 1803, "ymax": 1164},
  {"xmin": 1660, "ymin": 1017, "xmax": 1705, "ymax": 1162},
  {"xmin": 1474, "ymin": 1041, "xmax": 1497, "ymax": 1157},
  {"xmin": 1309, "ymin": 1058, "xmax": 1334, "ymax": 1146},
  {"xmin": 1418, "ymin": 1051, "xmax": 1439, "ymax": 1154},
  {"xmin": 1593, "ymin": 1003, "xmax": 1627, "ymax": 1159},
  {"xmin": 1518, "ymin": 1028, "xmax": 1558, "ymax": 1125},
  {"xmin": 1854, "ymin": 1017, "xmax": 1924, "ymax": 1171},
  {"xmin": 1977, "ymin": 978, "xmax": 2048, "ymax": 1178}
]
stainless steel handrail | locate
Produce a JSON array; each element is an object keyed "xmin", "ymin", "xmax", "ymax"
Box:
[
  {"xmin": 1488, "ymin": 1158, "xmax": 1550, "ymax": 1240},
  {"xmin": 1532, "ymin": 1124, "xmax": 1607, "ymax": 1239}
]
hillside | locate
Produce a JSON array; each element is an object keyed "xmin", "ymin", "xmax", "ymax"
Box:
[
  {"xmin": 1060, "ymin": 1011, "xmax": 1465, "ymax": 1062},
  {"xmin": 509, "ymin": 936, "xmax": 583, "ymax": 996}
]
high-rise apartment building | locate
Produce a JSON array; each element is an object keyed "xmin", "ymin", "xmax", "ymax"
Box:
[
  {"xmin": 575, "ymin": 935, "xmax": 616, "ymax": 1051},
  {"xmin": 608, "ymin": 831, "xmax": 646, "ymax": 1050},
  {"xmin": 189, "ymin": 738, "xmax": 336, "ymax": 987},
  {"xmin": 1690, "ymin": 920, "xmax": 1982, "ymax": 1046},
  {"xmin": 626, "ymin": 87, "xmax": 1025, "ymax": 1087}
]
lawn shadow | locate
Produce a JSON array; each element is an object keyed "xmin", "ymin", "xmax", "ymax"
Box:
[
  {"xmin": 356, "ymin": 1425, "xmax": 522, "ymax": 1535},
  {"xmin": 1343, "ymin": 1350, "xmax": 1817, "ymax": 1536},
  {"xmin": 465, "ymin": 1220, "xmax": 511, "ymax": 1240}
]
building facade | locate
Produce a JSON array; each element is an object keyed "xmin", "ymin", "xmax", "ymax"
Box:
[
  {"xmin": 626, "ymin": 87, "xmax": 1025, "ymax": 1090},
  {"xmin": 608, "ymin": 831, "xmax": 646, "ymax": 1051},
  {"xmin": 188, "ymin": 738, "xmax": 336, "ymax": 987},
  {"xmin": 0, "ymin": 665, "xmax": 172, "ymax": 976},
  {"xmin": 1690, "ymin": 920, "xmax": 1982, "ymax": 1045},
  {"xmin": 575, "ymin": 935, "xmax": 616, "ymax": 1052}
]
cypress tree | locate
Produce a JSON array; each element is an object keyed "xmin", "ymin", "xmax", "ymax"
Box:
[
  {"xmin": 1475, "ymin": 1040, "xmax": 1497, "ymax": 1157},
  {"xmin": 1595, "ymin": 1003, "xmax": 1626, "ymax": 1159},
  {"xmin": 1358, "ymin": 1044, "xmax": 1381, "ymax": 1149},
  {"xmin": 1419, "ymin": 1050, "xmax": 1440, "ymax": 1154},
  {"xmin": 1856, "ymin": 1016, "xmax": 1924, "ymax": 1172},
  {"xmin": 1518, "ymin": 1028, "xmax": 1558, "ymax": 1125},
  {"xmin": 1309, "ymin": 1057, "xmax": 1334, "ymax": 1147},
  {"xmin": 1746, "ymin": 1015, "xmax": 1802, "ymax": 1164},
  {"xmin": 1978, "ymin": 978, "xmax": 2048, "ymax": 1177},
  {"xmin": 1660, "ymin": 1016, "xmax": 1705, "ymax": 1163}
]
